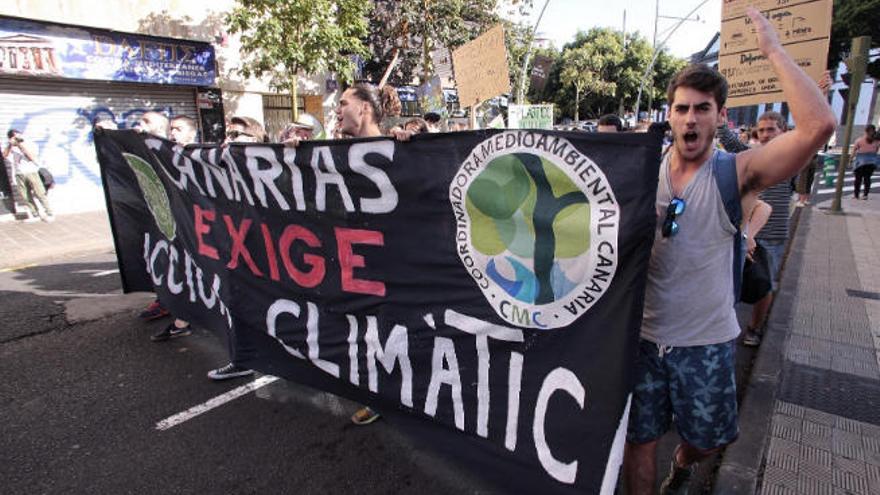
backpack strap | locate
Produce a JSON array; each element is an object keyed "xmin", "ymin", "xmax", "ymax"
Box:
[{"xmin": 712, "ymin": 150, "xmax": 744, "ymax": 303}]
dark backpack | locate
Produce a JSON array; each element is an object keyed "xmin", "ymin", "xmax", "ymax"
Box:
[
  {"xmin": 38, "ymin": 167, "xmax": 54, "ymax": 190},
  {"xmin": 712, "ymin": 151, "xmax": 744, "ymax": 303}
]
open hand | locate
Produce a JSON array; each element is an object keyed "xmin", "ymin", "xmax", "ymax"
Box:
[
  {"xmin": 389, "ymin": 127, "xmax": 415, "ymax": 142},
  {"xmin": 818, "ymin": 70, "xmax": 832, "ymax": 97},
  {"xmin": 747, "ymin": 7, "xmax": 782, "ymax": 57},
  {"xmin": 282, "ymin": 136, "xmax": 302, "ymax": 148}
]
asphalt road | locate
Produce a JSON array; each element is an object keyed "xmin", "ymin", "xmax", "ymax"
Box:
[{"xmin": 0, "ymin": 252, "xmax": 485, "ymax": 494}]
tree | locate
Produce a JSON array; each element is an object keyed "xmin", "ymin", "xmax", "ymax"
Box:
[
  {"xmin": 828, "ymin": 0, "xmax": 880, "ymax": 79},
  {"xmin": 559, "ymin": 29, "xmax": 622, "ymax": 121},
  {"xmin": 538, "ymin": 28, "xmax": 685, "ymax": 121},
  {"xmin": 226, "ymin": 0, "xmax": 371, "ymax": 120},
  {"xmin": 361, "ymin": 0, "xmax": 535, "ymax": 87},
  {"xmin": 504, "ymin": 19, "xmax": 559, "ymax": 102},
  {"xmin": 362, "ymin": 0, "xmax": 500, "ymax": 86}
]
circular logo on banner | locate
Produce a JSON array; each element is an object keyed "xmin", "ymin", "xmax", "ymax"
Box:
[{"xmin": 449, "ymin": 131, "xmax": 619, "ymax": 330}]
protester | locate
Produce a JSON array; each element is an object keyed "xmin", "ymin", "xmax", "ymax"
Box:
[
  {"xmin": 225, "ymin": 116, "xmax": 267, "ymax": 144},
  {"xmin": 93, "ymin": 116, "xmax": 118, "ymax": 130},
  {"xmin": 279, "ymin": 117, "xmax": 315, "ymax": 145},
  {"xmin": 403, "ymin": 117, "xmax": 429, "ymax": 134},
  {"xmin": 852, "ymin": 124, "xmax": 879, "ymax": 200},
  {"xmin": 327, "ymin": 82, "xmax": 409, "ymax": 425},
  {"xmin": 134, "ymin": 111, "xmax": 173, "ymax": 321},
  {"xmin": 133, "ymin": 111, "xmax": 169, "ymax": 138},
  {"xmin": 423, "ymin": 112, "xmax": 442, "ymax": 133},
  {"xmin": 3, "ymin": 129, "xmax": 53, "ymax": 222},
  {"xmin": 150, "ymin": 115, "xmax": 199, "ymax": 343},
  {"xmin": 169, "ymin": 115, "xmax": 198, "ymax": 146},
  {"xmin": 597, "ymin": 114, "xmax": 623, "ymax": 133},
  {"xmin": 738, "ymin": 127, "xmax": 751, "ymax": 145},
  {"xmin": 622, "ymin": 9, "xmax": 835, "ymax": 494},
  {"xmin": 741, "ymin": 111, "xmax": 792, "ymax": 347},
  {"xmin": 202, "ymin": 116, "xmax": 268, "ymax": 381}
]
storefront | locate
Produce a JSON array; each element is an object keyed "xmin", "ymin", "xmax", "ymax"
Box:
[{"xmin": 0, "ymin": 16, "xmax": 219, "ymax": 215}]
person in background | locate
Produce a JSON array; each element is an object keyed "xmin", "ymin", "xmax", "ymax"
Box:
[
  {"xmin": 279, "ymin": 117, "xmax": 315, "ymax": 146},
  {"xmin": 597, "ymin": 114, "xmax": 623, "ymax": 133},
  {"xmin": 133, "ymin": 111, "xmax": 169, "ymax": 138},
  {"xmin": 852, "ymin": 124, "xmax": 879, "ymax": 200},
  {"xmin": 150, "ymin": 115, "xmax": 200, "ymax": 343},
  {"xmin": 134, "ymin": 111, "xmax": 173, "ymax": 321},
  {"xmin": 403, "ymin": 117, "xmax": 429, "ymax": 134},
  {"xmin": 203, "ymin": 116, "xmax": 267, "ymax": 381},
  {"xmin": 3, "ymin": 129, "xmax": 53, "ymax": 222},
  {"xmin": 225, "ymin": 116, "xmax": 267, "ymax": 144},
  {"xmin": 738, "ymin": 128, "xmax": 751, "ymax": 146},
  {"xmin": 423, "ymin": 112, "xmax": 442, "ymax": 133}
]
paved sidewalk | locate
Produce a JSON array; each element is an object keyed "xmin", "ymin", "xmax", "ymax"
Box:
[
  {"xmin": 716, "ymin": 195, "xmax": 880, "ymax": 494},
  {"xmin": 0, "ymin": 210, "xmax": 114, "ymax": 270}
]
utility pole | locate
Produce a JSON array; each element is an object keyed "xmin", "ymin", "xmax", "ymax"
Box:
[
  {"xmin": 646, "ymin": 0, "xmax": 659, "ymax": 121},
  {"xmin": 831, "ymin": 36, "xmax": 871, "ymax": 213}
]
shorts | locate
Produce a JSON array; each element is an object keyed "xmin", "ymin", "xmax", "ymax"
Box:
[
  {"xmin": 626, "ymin": 339, "xmax": 739, "ymax": 451},
  {"xmin": 758, "ymin": 239, "xmax": 786, "ymax": 290}
]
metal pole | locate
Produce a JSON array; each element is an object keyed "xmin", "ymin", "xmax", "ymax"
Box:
[
  {"xmin": 646, "ymin": 0, "xmax": 659, "ymax": 121},
  {"xmin": 634, "ymin": 0, "xmax": 712, "ymax": 118},
  {"xmin": 517, "ymin": 0, "xmax": 551, "ymax": 103},
  {"xmin": 831, "ymin": 36, "xmax": 871, "ymax": 213}
]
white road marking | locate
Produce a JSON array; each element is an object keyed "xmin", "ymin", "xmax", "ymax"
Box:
[
  {"xmin": 91, "ymin": 269, "xmax": 119, "ymax": 277},
  {"xmin": 155, "ymin": 375, "xmax": 279, "ymax": 431},
  {"xmin": 818, "ymin": 185, "xmax": 855, "ymax": 195}
]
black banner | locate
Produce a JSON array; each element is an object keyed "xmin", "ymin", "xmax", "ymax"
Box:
[{"xmin": 95, "ymin": 128, "xmax": 661, "ymax": 493}]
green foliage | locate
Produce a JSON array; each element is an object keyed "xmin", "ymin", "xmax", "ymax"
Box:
[
  {"xmin": 538, "ymin": 28, "xmax": 686, "ymax": 121},
  {"xmin": 225, "ymin": 0, "xmax": 371, "ymax": 90},
  {"xmin": 829, "ymin": 0, "xmax": 880, "ymax": 79}
]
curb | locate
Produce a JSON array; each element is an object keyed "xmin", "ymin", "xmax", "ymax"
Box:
[
  {"xmin": 712, "ymin": 206, "xmax": 811, "ymax": 495},
  {"xmin": 0, "ymin": 243, "xmax": 115, "ymax": 271}
]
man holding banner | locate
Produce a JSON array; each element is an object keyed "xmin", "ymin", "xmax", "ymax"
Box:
[{"xmin": 622, "ymin": 8, "xmax": 835, "ymax": 495}]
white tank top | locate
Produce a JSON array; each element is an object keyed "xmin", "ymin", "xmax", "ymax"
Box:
[{"xmin": 641, "ymin": 150, "xmax": 741, "ymax": 346}]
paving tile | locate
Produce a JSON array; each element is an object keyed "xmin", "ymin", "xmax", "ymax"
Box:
[
  {"xmin": 804, "ymin": 409, "xmax": 837, "ymax": 427},
  {"xmin": 796, "ymin": 474, "xmax": 834, "ymax": 495},
  {"xmin": 835, "ymin": 417, "xmax": 864, "ymax": 434},
  {"xmin": 772, "ymin": 414, "xmax": 803, "ymax": 443},
  {"xmin": 775, "ymin": 401, "xmax": 806, "ymax": 418},
  {"xmin": 762, "ymin": 466, "xmax": 800, "ymax": 494}
]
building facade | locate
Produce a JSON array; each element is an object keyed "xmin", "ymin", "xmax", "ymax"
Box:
[{"xmin": 0, "ymin": 0, "xmax": 333, "ymax": 216}]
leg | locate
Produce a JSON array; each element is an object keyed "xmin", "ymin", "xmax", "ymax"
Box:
[
  {"xmin": 854, "ymin": 168, "xmax": 865, "ymax": 198},
  {"xmin": 15, "ymin": 174, "xmax": 38, "ymax": 216},
  {"xmin": 624, "ymin": 440, "xmax": 658, "ymax": 495},
  {"xmin": 24, "ymin": 173, "xmax": 51, "ymax": 216},
  {"xmin": 624, "ymin": 340, "xmax": 672, "ymax": 493},
  {"xmin": 864, "ymin": 165, "xmax": 875, "ymax": 198}
]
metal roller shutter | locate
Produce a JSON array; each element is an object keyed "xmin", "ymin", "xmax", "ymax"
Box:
[{"xmin": 0, "ymin": 77, "xmax": 197, "ymax": 214}]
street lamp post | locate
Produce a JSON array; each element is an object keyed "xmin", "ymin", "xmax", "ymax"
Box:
[{"xmin": 517, "ymin": 0, "xmax": 551, "ymax": 104}]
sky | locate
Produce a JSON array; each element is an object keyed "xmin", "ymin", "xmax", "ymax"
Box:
[{"xmin": 510, "ymin": 0, "xmax": 722, "ymax": 59}]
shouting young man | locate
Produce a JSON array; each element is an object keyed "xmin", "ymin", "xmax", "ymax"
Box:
[{"xmin": 622, "ymin": 9, "xmax": 835, "ymax": 494}]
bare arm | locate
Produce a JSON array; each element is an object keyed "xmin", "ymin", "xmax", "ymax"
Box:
[
  {"xmin": 736, "ymin": 8, "xmax": 836, "ymax": 193},
  {"xmin": 19, "ymin": 141, "xmax": 38, "ymax": 163},
  {"xmin": 1, "ymin": 143, "xmax": 11, "ymax": 159},
  {"xmin": 744, "ymin": 199, "xmax": 772, "ymax": 259}
]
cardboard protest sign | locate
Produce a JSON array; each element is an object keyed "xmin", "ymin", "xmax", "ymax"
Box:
[
  {"xmin": 719, "ymin": 0, "xmax": 833, "ymax": 108},
  {"xmin": 509, "ymin": 104, "xmax": 554, "ymax": 130},
  {"xmin": 452, "ymin": 24, "xmax": 511, "ymax": 109},
  {"xmin": 95, "ymin": 128, "xmax": 662, "ymax": 493}
]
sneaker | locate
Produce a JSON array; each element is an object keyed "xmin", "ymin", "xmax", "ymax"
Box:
[
  {"xmin": 150, "ymin": 322, "xmax": 191, "ymax": 342},
  {"xmin": 139, "ymin": 300, "xmax": 170, "ymax": 320},
  {"xmin": 42, "ymin": 215, "xmax": 55, "ymax": 223},
  {"xmin": 659, "ymin": 457, "xmax": 695, "ymax": 495},
  {"xmin": 795, "ymin": 201, "xmax": 805, "ymax": 208},
  {"xmin": 742, "ymin": 329, "xmax": 762, "ymax": 347},
  {"xmin": 207, "ymin": 363, "xmax": 254, "ymax": 381},
  {"xmin": 351, "ymin": 407, "xmax": 381, "ymax": 425},
  {"xmin": 22, "ymin": 217, "xmax": 40, "ymax": 223}
]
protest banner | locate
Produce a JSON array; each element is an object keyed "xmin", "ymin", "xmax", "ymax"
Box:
[
  {"xmin": 509, "ymin": 104, "xmax": 554, "ymax": 130},
  {"xmin": 417, "ymin": 74, "xmax": 447, "ymax": 117},
  {"xmin": 719, "ymin": 0, "xmax": 833, "ymax": 108},
  {"xmin": 452, "ymin": 25, "xmax": 511, "ymax": 111},
  {"xmin": 530, "ymin": 55, "xmax": 554, "ymax": 94},
  {"xmin": 95, "ymin": 128, "xmax": 662, "ymax": 493}
]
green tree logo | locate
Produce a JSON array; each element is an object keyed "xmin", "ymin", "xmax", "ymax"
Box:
[
  {"xmin": 466, "ymin": 153, "xmax": 590, "ymax": 305},
  {"xmin": 123, "ymin": 153, "xmax": 176, "ymax": 241},
  {"xmin": 451, "ymin": 131, "xmax": 619, "ymax": 330}
]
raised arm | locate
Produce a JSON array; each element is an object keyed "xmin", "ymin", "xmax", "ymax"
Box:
[{"xmin": 736, "ymin": 8, "xmax": 836, "ymax": 193}]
